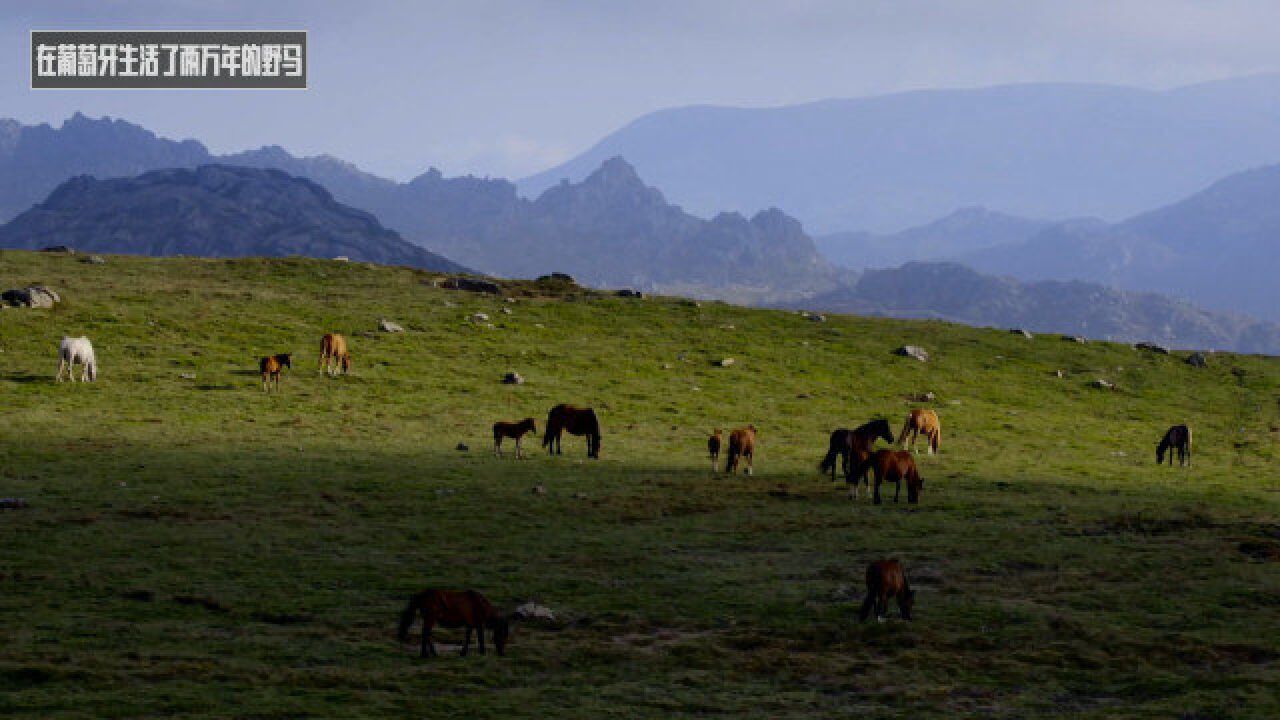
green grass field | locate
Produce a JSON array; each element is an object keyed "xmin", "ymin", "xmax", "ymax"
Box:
[{"xmin": 1, "ymin": 250, "xmax": 1277, "ymax": 718}]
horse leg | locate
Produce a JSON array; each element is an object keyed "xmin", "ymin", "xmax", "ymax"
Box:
[
  {"xmin": 744, "ymin": 450, "xmax": 753, "ymax": 476},
  {"xmin": 56, "ymin": 358, "xmax": 66, "ymax": 382},
  {"xmin": 894, "ymin": 475, "xmax": 901, "ymax": 503},
  {"xmin": 494, "ymin": 436, "xmax": 502, "ymax": 457},
  {"xmin": 69, "ymin": 361, "xmax": 77, "ymax": 383},
  {"xmin": 858, "ymin": 592, "xmax": 875, "ymax": 621},
  {"xmin": 477, "ymin": 626, "xmax": 486, "ymax": 655},
  {"xmin": 515, "ymin": 437, "xmax": 523, "ymax": 460},
  {"xmin": 421, "ymin": 622, "xmax": 437, "ymax": 658},
  {"xmin": 873, "ymin": 472, "xmax": 882, "ymax": 505},
  {"xmin": 461, "ymin": 626, "xmax": 472, "ymax": 656}
]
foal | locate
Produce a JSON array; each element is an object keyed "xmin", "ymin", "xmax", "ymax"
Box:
[
  {"xmin": 259, "ymin": 353, "xmax": 291, "ymax": 392},
  {"xmin": 708, "ymin": 429, "xmax": 722, "ymax": 472},
  {"xmin": 493, "ymin": 418, "xmax": 537, "ymax": 459},
  {"xmin": 858, "ymin": 559, "xmax": 915, "ymax": 622},
  {"xmin": 397, "ymin": 589, "xmax": 511, "ymax": 658},
  {"xmin": 1157, "ymin": 424, "xmax": 1192, "ymax": 466}
]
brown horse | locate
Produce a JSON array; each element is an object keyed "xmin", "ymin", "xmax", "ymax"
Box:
[
  {"xmin": 493, "ymin": 418, "xmax": 537, "ymax": 459},
  {"xmin": 820, "ymin": 418, "xmax": 896, "ymax": 485},
  {"xmin": 319, "ymin": 333, "xmax": 351, "ymax": 376},
  {"xmin": 397, "ymin": 589, "xmax": 511, "ymax": 658},
  {"xmin": 543, "ymin": 404, "xmax": 601, "ymax": 458},
  {"xmin": 899, "ymin": 409, "xmax": 941, "ymax": 454},
  {"xmin": 1157, "ymin": 424, "xmax": 1192, "ymax": 466},
  {"xmin": 858, "ymin": 559, "xmax": 915, "ymax": 621},
  {"xmin": 708, "ymin": 429, "xmax": 722, "ymax": 472},
  {"xmin": 258, "ymin": 353, "xmax": 291, "ymax": 392},
  {"xmin": 725, "ymin": 425, "xmax": 757, "ymax": 475},
  {"xmin": 853, "ymin": 449, "xmax": 924, "ymax": 504}
]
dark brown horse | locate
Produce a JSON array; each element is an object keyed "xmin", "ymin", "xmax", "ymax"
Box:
[
  {"xmin": 1157, "ymin": 424, "xmax": 1192, "ymax": 466},
  {"xmin": 397, "ymin": 589, "xmax": 511, "ymax": 658},
  {"xmin": 725, "ymin": 425, "xmax": 757, "ymax": 475},
  {"xmin": 543, "ymin": 404, "xmax": 601, "ymax": 458},
  {"xmin": 819, "ymin": 419, "xmax": 896, "ymax": 485},
  {"xmin": 708, "ymin": 429, "xmax": 722, "ymax": 472},
  {"xmin": 858, "ymin": 559, "xmax": 915, "ymax": 621},
  {"xmin": 899, "ymin": 408, "xmax": 941, "ymax": 454},
  {"xmin": 493, "ymin": 418, "xmax": 537, "ymax": 459},
  {"xmin": 853, "ymin": 449, "xmax": 924, "ymax": 504},
  {"xmin": 258, "ymin": 353, "xmax": 291, "ymax": 392}
]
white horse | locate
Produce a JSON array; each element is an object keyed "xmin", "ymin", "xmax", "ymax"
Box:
[{"xmin": 57, "ymin": 336, "xmax": 97, "ymax": 382}]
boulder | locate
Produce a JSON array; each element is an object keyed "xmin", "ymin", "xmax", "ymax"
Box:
[
  {"xmin": 1011, "ymin": 328, "xmax": 1033, "ymax": 339},
  {"xmin": 616, "ymin": 289, "xmax": 644, "ymax": 298},
  {"xmin": 894, "ymin": 345, "xmax": 929, "ymax": 362},
  {"xmin": 443, "ymin": 277, "xmax": 502, "ymax": 294},
  {"xmin": 1062, "ymin": 335, "xmax": 1087, "ymax": 344},
  {"xmin": 502, "ymin": 371, "xmax": 524, "ymax": 385},
  {"xmin": 40, "ymin": 245, "xmax": 74, "ymax": 254},
  {"xmin": 455, "ymin": 442, "xmax": 469, "ymax": 452},
  {"xmin": 531, "ymin": 484, "xmax": 547, "ymax": 495},
  {"xmin": 536, "ymin": 272, "xmax": 576, "ymax": 284},
  {"xmin": 333, "ymin": 255, "xmax": 350, "ymax": 262},
  {"xmin": 1091, "ymin": 379, "xmax": 1115, "ymax": 390},
  {"xmin": 378, "ymin": 318, "xmax": 404, "ymax": 333},
  {"xmin": 513, "ymin": 602, "xmax": 556, "ymax": 622},
  {"xmin": 1186, "ymin": 352, "xmax": 1208, "ymax": 367},
  {"xmin": 715, "ymin": 358, "xmax": 735, "ymax": 367},
  {"xmin": 1134, "ymin": 342, "xmax": 1171, "ymax": 354},
  {"xmin": 470, "ymin": 312, "xmax": 490, "ymax": 323},
  {"xmin": 83, "ymin": 254, "xmax": 106, "ymax": 265},
  {"xmin": 804, "ymin": 312, "xmax": 827, "ymax": 322},
  {"xmin": 2, "ymin": 286, "xmax": 60, "ymax": 308}
]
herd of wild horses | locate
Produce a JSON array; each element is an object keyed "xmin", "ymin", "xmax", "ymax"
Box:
[{"xmin": 49, "ymin": 330, "xmax": 1197, "ymax": 656}]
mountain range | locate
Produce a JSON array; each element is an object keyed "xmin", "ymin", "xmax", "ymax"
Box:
[
  {"xmin": 0, "ymin": 165, "xmax": 465, "ymax": 272},
  {"xmin": 520, "ymin": 76, "xmax": 1280, "ymax": 233},
  {"xmin": 791, "ymin": 262, "xmax": 1280, "ymax": 355}
]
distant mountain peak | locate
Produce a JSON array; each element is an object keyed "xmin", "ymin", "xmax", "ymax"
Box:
[{"xmin": 580, "ymin": 155, "xmax": 644, "ymax": 188}]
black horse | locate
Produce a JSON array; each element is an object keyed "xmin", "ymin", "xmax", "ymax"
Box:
[
  {"xmin": 1156, "ymin": 424, "xmax": 1192, "ymax": 467},
  {"xmin": 819, "ymin": 419, "xmax": 895, "ymax": 482},
  {"xmin": 543, "ymin": 404, "xmax": 602, "ymax": 458}
]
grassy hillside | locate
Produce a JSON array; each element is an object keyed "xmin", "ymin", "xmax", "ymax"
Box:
[{"xmin": 1, "ymin": 251, "xmax": 1277, "ymax": 718}]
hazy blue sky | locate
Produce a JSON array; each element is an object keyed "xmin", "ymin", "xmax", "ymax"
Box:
[{"xmin": 5, "ymin": 1, "xmax": 1279, "ymax": 180}]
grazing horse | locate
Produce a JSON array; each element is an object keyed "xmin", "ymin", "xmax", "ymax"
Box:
[
  {"xmin": 397, "ymin": 589, "xmax": 511, "ymax": 658},
  {"xmin": 543, "ymin": 404, "xmax": 601, "ymax": 458},
  {"xmin": 319, "ymin": 333, "xmax": 351, "ymax": 376},
  {"xmin": 899, "ymin": 409, "xmax": 941, "ymax": 454},
  {"xmin": 725, "ymin": 425, "xmax": 757, "ymax": 475},
  {"xmin": 56, "ymin": 336, "xmax": 97, "ymax": 382},
  {"xmin": 858, "ymin": 559, "xmax": 915, "ymax": 621},
  {"xmin": 1157, "ymin": 424, "xmax": 1192, "ymax": 467},
  {"xmin": 258, "ymin": 353, "xmax": 291, "ymax": 392},
  {"xmin": 820, "ymin": 419, "xmax": 896, "ymax": 485},
  {"xmin": 708, "ymin": 429, "xmax": 722, "ymax": 472},
  {"xmin": 493, "ymin": 418, "xmax": 537, "ymax": 459},
  {"xmin": 853, "ymin": 449, "xmax": 924, "ymax": 504}
]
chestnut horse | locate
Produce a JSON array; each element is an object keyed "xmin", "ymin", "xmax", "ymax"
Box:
[
  {"xmin": 819, "ymin": 419, "xmax": 896, "ymax": 484},
  {"xmin": 493, "ymin": 418, "xmax": 537, "ymax": 459},
  {"xmin": 1157, "ymin": 424, "xmax": 1192, "ymax": 466},
  {"xmin": 708, "ymin": 429, "xmax": 722, "ymax": 472},
  {"xmin": 543, "ymin": 404, "xmax": 601, "ymax": 458},
  {"xmin": 258, "ymin": 353, "xmax": 291, "ymax": 392},
  {"xmin": 397, "ymin": 589, "xmax": 511, "ymax": 658},
  {"xmin": 319, "ymin": 333, "xmax": 351, "ymax": 376},
  {"xmin": 853, "ymin": 449, "xmax": 924, "ymax": 504},
  {"xmin": 858, "ymin": 559, "xmax": 915, "ymax": 621},
  {"xmin": 899, "ymin": 409, "xmax": 941, "ymax": 454},
  {"xmin": 725, "ymin": 425, "xmax": 757, "ymax": 475}
]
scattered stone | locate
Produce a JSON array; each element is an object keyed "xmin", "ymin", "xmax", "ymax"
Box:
[
  {"xmin": 1062, "ymin": 334, "xmax": 1087, "ymax": 344},
  {"xmin": 470, "ymin": 312, "xmax": 490, "ymax": 323},
  {"xmin": 443, "ymin": 277, "xmax": 502, "ymax": 294},
  {"xmin": 455, "ymin": 443, "xmax": 469, "ymax": 452},
  {"xmin": 333, "ymin": 255, "xmax": 350, "ymax": 262},
  {"xmin": 1054, "ymin": 369, "xmax": 1065, "ymax": 378},
  {"xmin": 1186, "ymin": 352, "xmax": 1208, "ymax": 368},
  {"xmin": 0, "ymin": 498, "xmax": 28, "ymax": 509},
  {"xmin": 1091, "ymin": 379, "xmax": 1115, "ymax": 390},
  {"xmin": 907, "ymin": 391, "xmax": 936, "ymax": 402},
  {"xmin": 2, "ymin": 286, "xmax": 60, "ymax": 308},
  {"xmin": 40, "ymin": 245, "xmax": 74, "ymax": 254},
  {"xmin": 531, "ymin": 484, "xmax": 547, "ymax": 495},
  {"xmin": 572, "ymin": 492, "xmax": 589, "ymax": 500},
  {"xmin": 502, "ymin": 371, "xmax": 524, "ymax": 385},
  {"xmin": 803, "ymin": 312, "xmax": 826, "ymax": 322},
  {"xmin": 796, "ymin": 392, "xmax": 812, "ymax": 399},
  {"xmin": 719, "ymin": 324, "xmax": 735, "ymax": 330},
  {"xmin": 616, "ymin": 289, "xmax": 644, "ymax": 298},
  {"xmin": 504, "ymin": 297, "xmax": 517, "ymax": 303},
  {"xmin": 1134, "ymin": 341, "xmax": 1171, "ymax": 354},
  {"xmin": 83, "ymin": 254, "xmax": 106, "ymax": 265},
  {"xmin": 513, "ymin": 602, "xmax": 556, "ymax": 621},
  {"xmin": 894, "ymin": 345, "xmax": 929, "ymax": 362},
  {"xmin": 378, "ymin": 318, "xmax": 404, "ymax": 333},
  {"xmin": 661, "ymin": 363, "xmax": 673, "ymax": 370},
  {"xmin": 501, "ymin": 307, "xmax": 513, "ymax": 315},
  {"xmin": 1011, "ymin": 328, "xmax": 1033, "ymax": 339},
  {"xmin": 179, "ymin": 372, "xmax": 196, "ymax": 380},
  {"xmin": 715, "ymin": 358, "xmax": 735, "ymax": 367}
]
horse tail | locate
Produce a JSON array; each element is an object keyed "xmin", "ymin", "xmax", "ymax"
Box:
[
  {"xmin": 397, "ymin": 594, "xmax": 420, "ymax": 642},
  {"xmin": 931, "ymin": 425, "xmax": 940, "ymax": 453},
  {"xmin": 542, "ymin": 408, "xmax": 558, "ymax": 448}
]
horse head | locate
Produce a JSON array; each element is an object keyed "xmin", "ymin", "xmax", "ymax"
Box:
[
  {"xmin": 489, "ymin": 616, "xmax": 511, "ymax": 656},
  {"xmin": 280, "ymin": 353, "xmax": 293, "ymax": 369}
]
